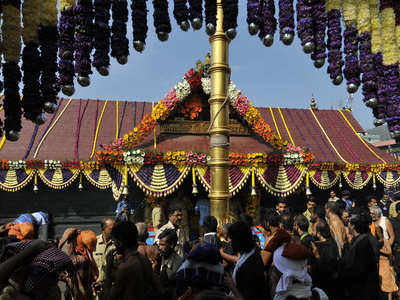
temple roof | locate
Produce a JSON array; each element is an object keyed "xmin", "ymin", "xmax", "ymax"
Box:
[{"xmin": 0, "ymin": 98, "xmax": 395, "ymax": 164}]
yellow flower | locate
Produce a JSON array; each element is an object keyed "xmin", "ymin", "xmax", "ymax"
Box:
[
  {"xmin": 381, "ymin": 7, "xmax": 398, "ymax": 65},
  {"xmin": 357, "ymin": 0, "xmax": 370, "ymax": 34},
  {"xmin": 370, "ymin": 0, "xmax": 381, "ymax": 54},
  {"xmin": 342, "ymin": 0, "xmax": 357, "ymax": 26},
  {"xmin": 326, "ymin": 0, "xmax": 341, "ymax": 11}
]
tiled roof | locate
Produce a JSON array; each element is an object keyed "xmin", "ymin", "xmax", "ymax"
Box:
[{"xmin": 0, "ymin": 98, "xmax": 395, "ymax": 164}]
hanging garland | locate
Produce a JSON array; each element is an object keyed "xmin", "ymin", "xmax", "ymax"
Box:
[
  {"xmin": 153, "ymin": 0, "xmax": 172, "ymax": 42},
  {"xmin": 188, "ymin": 0, "xmax": 203, "ymax": 30},
  {"xmin": 132, "ymin": 0, "xmax": 148, "ymax": 52},
  {"xmin": 93, "ymin": 0, "xmax": 111, "ymax": 75},
  {"xmin": 22, "ymin": 0, "xmax": 44, "ymax": 125},
  {"xmin": 59, "ymin": 0, "xmax": 76, "ymax": 97},
  {"xmin": 222, "ymin": 0, "xmax": 238, "ymax": 39},
  {"xmin": 74, "ymin": 0, "xmax": 94, "ymax": 87},
  {"xmin": 326, "ymin": 0, "xmax": 344, "ymax": 85},
  {"xmin": 111, "ymin": 0, "xmax": 129, "ymax": 64},
  {"xmin": 38, "ymin": 0, "xmax": 59, "ymax": 114},
  {"xmin": 3, "ymin": 0, "xmax": 23, "ymax": 141},
  {"xmin": 296, "ymin": 0, "xmax": 314, "ymax": 54},
  {"xmin": 173, "ymin": 0, "xmax": 190, "ymax": 32},
  {"xmin": 205, "ymin": 0, "xmax": 217, "ymax": 36},
  {"xmin": 259, "ymin": 0, "xmax": 277, "ymax": 47},
  {"xmin": 310, "ymin": 0, "xmax": 327, "ymax": 68},
  {"xmin": 278, "ymin": 0, "xmax": 294, "ymax": 45}
]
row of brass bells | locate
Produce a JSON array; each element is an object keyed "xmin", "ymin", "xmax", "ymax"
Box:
[
  {"xmin": 263, "ymin": 34, "xmax": 274, "ymax": 47},
  {"xmin": 157, "ymin": 32, "xmax": 169, "ymax": 42},
  {"xmin": 180, "ymin": 20, "xmax": 190, "ymax": 31},
  {"xmin": 374, "ymin": 118, "xmax": 386, "ymax": 127},
  {"xmin": 281, "ymin": 32, "xmax": 294, "ymax": 46},
  {"xmin": 78, "ymin": 75, "xmax": 90, "ymax": 87},
  {"xmin": 314, "ymin": 58, "xmax": 325, "ymax": 68},
  {"xmin": 117, "ymin": 56, "xmax": 128, "ymax": 65},
  {"xmin": 332, "ymin": 75, "xmax": 343, "ymax": 85},
  {"xmin": 206, "ymin": 23, "xmax": 216, "ymax": 36},
  {"xmin": 365, "ymin": 98, "xmax": 378, "ymax": 108},
  {"xmin": 34, "ymin": 113, "xmax": 46, "ymax": 125},
  {"xmin": 390, "ymin": 131, "xmax": 400, "ymax": 139},
  {"xmin": 248, "ymin": 23, "xmax": 259, "ymax": 36},
  {"xmin": 6, "ymin": 130, "xmax": 19, "ymax": 141},
  {"xmin": 96, "ymin": 66, "xmax": 109, "ymax": 76},
  {"xmin": 303, "ymin": 41, "xmax": 315, "ymax": 54},
  {"xmin": 347, "ymin": 83, "xmax": 359, "ymax": 94},
  {"xmin": 226, "ymin": 28, "xmax": 237, "ymax": 40},
  {"xmin": 191, "ymin": 18, "xmax": 202, "ymax": 30},
  {"xmin": 62, "ymin": 85, "xmax": 75, "ymax": 96},
  {"xmin": 133, "ymin": 40, "xmax": 146, "ymax": 52},
  {"xmin": 44, "ymin": 101, "xmax": 58, "ymax": 114}
]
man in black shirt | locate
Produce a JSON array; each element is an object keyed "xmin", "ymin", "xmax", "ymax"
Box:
[{"xmin": 390, "ymin": 202, "xmax": 400, "ymax": 276}]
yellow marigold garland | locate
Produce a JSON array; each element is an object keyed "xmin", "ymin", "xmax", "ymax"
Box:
[
  {"xmin": 370, "ymin": 0, "xmax": 381, "ymax": 54},
  {"xmin": 60, "ymin": 0, "xmax": 76, "ymax": 11},
  {"xmin": 325, "ymin": 0, "xmax": 340, "ymax": 12},
  {"xmin": 3, "ymin": 3, "xmax": 22, "ymax": 62},
  {"xmin": 41, "ymin": 0, "xmax": 58, "ymax": 26},
  {"xmin": 357, "ymin": 0, "xmax": 371, "ymax": 34},
  {"xmin": 381, "ymin": 6, "xmax": 398, "ymax": 65},
  {"xmin": 342, "ymin": 0, "xmax": 357, "ymax": 26},
  {"xmin": 22, "ymin": 0, "xmax": 40, "ymax": 44}
]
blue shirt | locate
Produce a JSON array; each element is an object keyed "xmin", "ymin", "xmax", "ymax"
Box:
[
  {"xmin": 115, "ymin": 199, "xmax": 134, "ymax": 221},
  {"xmin": 342, "ymin": 198, "xmax": 353, "ymax": 211}
]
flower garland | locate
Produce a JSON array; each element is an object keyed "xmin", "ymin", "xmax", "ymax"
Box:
[
  {"xmin": 59, "ymin": 0, "xmax": 76, "ymax": 96},
  {"xmin": 173, "ymin": 0, "xmax": 190, "ymax": 31},
  {"xmin": 258, "ymin": 0, "xmax": 277, "ymax": 47},
  {"xmin": 278, "ymin": 0, "xmax": 295, "ymax": 45},
  {"xmin": 310, "ymin": 0, "xmax": 327, "ymax": 68},
  {"xmin": 326, "ymin": 0, "xmax": 344, "ymax": 85},
  {"xmin": 22, "ymin": 0, "xmax": 43, "ymax": 124},
  {"xmin": 222, "ymin": 0, "xmax": 238, "ymax": 38},
  {"xmin": 342, "ymin": 0, "xmax": 360, "ymax": 93},
  {"xmin": 188, "ymin": 0, "xmax": 203, "ymax": 30},
  {"xmin": 0, "ymin": 159, "xmax": 100, "ymax": 170},
  {"xmin": 296, "ymin": 0, "xmax": 314, "ymax": 54},
  {"xmin": 93, "ymin": 0, "xmax": 111, "ymax": 74},
  {"xmin": 153, "ymin": 0, "xmax": 172, "ymax": 42},
  {"xmin": 74, "ymin": 0, "xmax": 94, "ymax": 86},
  {"xmin": 180, "ymin": 94, "xmax": 203, "ymax": 119},
  {"xmin": 111, "ymin": 0, "xmax": 129, "ymax": 64},
  {"xmin": 39, "ymin": 0, "xmax": 59, "ymax": 113},
  {"xmin": 132, "ymin": 0, "xmax": 148, "ymax": 52},
  {"xmin": 3, "ymin": 0, "xmax": 23, "ymax": 140},
  {"xmin": 205, "ymin": 0, "xmax": 217, "ymax": 35}
]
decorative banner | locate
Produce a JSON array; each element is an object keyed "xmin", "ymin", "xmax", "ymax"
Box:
[
  {"xmin": 82, "ymin": 168, "xmax": 113, "ymax": 189},
  {"xmin": 377, "ymin": 171, "xmax": 400, "ymax": 188},
  {"xmin": 0, "ymin": 169, "xmax": 35, "ymax": 191},
  {"xmin": 37, "ymin": 168, "xmax": 80, "ymax": 189},
  {"xmin": 128, "ymin": 163, "xmax": 190, "ymax": 197},
  {"xmin": 342, "ymin": 170, "xmax": 372, "ymax": 190},
  {"xmin": 310, "ymin": 170, "xmax": 341, "ymax": 190},
  {"xmin": 195, "ymin": 165, "xmax": 251, "ymax": 196},
  {"xmin": 105, "ymin": 165, "xmax": 124, "ymax": 201},
  {"xmin": 256, "ymin": 165, "xmax": 306, "ymax": 197}
]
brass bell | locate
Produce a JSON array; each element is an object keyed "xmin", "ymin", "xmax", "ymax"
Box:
[
  {"xmin": 302, "ymin": 41, "xmax": 315, "ymax": 54},
  {"xmin": 62, "ymin": 85, "xmax": 75, "ymax": 96},
  {"xmin": 117, "ymin": 56, "xmax": 128, "ymax": 65},
  {"xmin": 347, "ymin": 83, "xmax": 359, "ymax": 94},
  {"xmin": 262, "ymin": 34, "xmax": 274, "ymax": 47},
  {"xmin": 206, "ymin": 23, "xmax": 216, "ymax": 36},
  {"xmin": 314, "ymin": 58, "xmax": 325, "ymax": 68},
  {"xmin": 96, "ymin": 66, "xmax": 109, "ymax": 76},
  {"xmin": 281, "ymin": 32, "xmax": 294, "ymax": 45},
  {"xmin": 191, "ymin": 18, "xmax": 202, "ymax": 30},
  {"xmin": 248, "ymin": 23, "xmax": 259, "ymax": 36},
  {"xmin": 374, "ymin": 118, "xmax": 386, "ymax": 127},
  {"xmin": 44, "ymin": 101, "xmax": 58, "ymax": 114},
  {"xmin": 133, "ymin": 40, "xmax": 146, "ymax": 52},
  {"xmin": 226, "ymin": 28, "xmax": 237, "ymax": 40},
  {"xmin": 365, "ymin": 98, "xmax": 378, "ymax": 108},
  {"xmin": 157, "ymin": 32, "xmax": 169, "ymax": 42},
  {"xmin": 332, "ymin": 75, "xmax": 343, "ymax": 86},
  {"xmin": 34, "ymin": 113, "xmax": 46, "ymax": 125},
  {"xmin": 78, "ymin": 75, "xmax": 90, "ymax": 87},
  {"xmin": 5, "ymin": 130, "xmax": 19, "ymax": 141},
  {"xmin": 180, "ymin": 21, "xmax": 190, "ymax": 31}
]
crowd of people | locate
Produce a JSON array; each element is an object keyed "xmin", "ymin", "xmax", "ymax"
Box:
[{"xmin": 1, "ymin": 190, "xmax": 400, "ymax": 300}]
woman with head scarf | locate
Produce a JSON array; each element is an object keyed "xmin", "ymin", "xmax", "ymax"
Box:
[
  {"xmin": 59, "ymin": 228, "xmax": 98, "ymax": 300},
  {"xmin": 7, "ymin": 223, "xmax": 34, "ymax": 241}
]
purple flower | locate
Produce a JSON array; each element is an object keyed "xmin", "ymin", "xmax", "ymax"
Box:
[
  {"xmin": 111, "ymin": 0, "xmax": 129, "ymax": 59},
  {"xmin": 343, "ymin": 26, "xmax": 360, "ymax": 86},
  {"xmin": 173, "ymin": 0, "xmax": 189, "ymax": 26},
  {"xmin": 326, "ymin": 9, "xmax": 343, "ymax": 81},
  {"xmin": 205, "ymin": 0, "xmax": 217, "ymax": 27},
  {"xmin": 222, "ymin": 0, "xmax": 238, "ymax": 32},
  {"xmin": 311, "ymin": 0, "xmax": 327, "ymax": 62},
  {"xmin": 93, "ymin": 0, "xmax": 111, "ymax": 69},
  {"xmin": 58, "ymin": 6, "xmax": 76, "ymax": 86},
  {"xmin": 132, "ymin": 0, "xmax": 148, "ymax": 43},
  {"xmin": 296, "ymin": 0, "xmax": 313, "ymax": 45},
  {"xmin": 153, "ymin": 0, "xmax": 172, "ymax": 34},
  {"xmin": 189, "ymin": 0, "xmax": 203, "ymax": 23},
  {"xmin": 3, "ymin": 61, "xmax": 22, "ymax": 133},
  {"xmin": 258, "ymin": 0, "xmax": 277, "ymax": 40},
  {"xmin": 247, "ymin": 0, "xmax": 260, "ymax": 26},
  {"xmin": 278, "ymin": 0, "xmax": 294, "ymax": 41},
  {"xmin": 359, "ymin": 33, "xmax": 377, "ymax": 103}
]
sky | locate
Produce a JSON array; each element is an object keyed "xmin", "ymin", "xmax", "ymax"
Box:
[{"xmin": 71, "ymin": 1, "xmax": 374, "ymax": 130}]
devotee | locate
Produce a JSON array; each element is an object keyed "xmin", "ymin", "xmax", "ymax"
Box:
[
  {"xmin": 106, "ymin": 221, "xmax": 160, "ymax": 300},
  {"xmin": 0, "ymin": 239, "xmax": 73, "ymax": 300},
  {"xmin": 293, "ymin": 215, "xmax": 314, "ymax": 251},
  {"xmin": 340, "ymin": 190, "xmax": 354, "ymax": 211},
  {"xmin": 136, "ymin": 222, "xmax": 159, "ymax": 268},
  {"xmin": 367, "ymin": 196, "xmax": 383, "ymax": 217},
  {"xmin": 310, "ymin": 221, "xmax": 340, "ymax": 300},
  {"xmin": 58, "ymin": 228, "xmax": 98, "ymax": 300},
  {"xmin": 340, "ymin": 209, "xmax": 381, "ymax": 300},
  {"xmin": 380, "ymin": 192, "xmax": 393, "ymax": 217},
  {"xmin": 155, "ymin": 229, "xmax": 183, "ymax": 300},
  {"xmin": 275, "ymin": 199, "xmax": 287, "ymax": 216},
  {"xmin": 325, "ymin": 201, "xmax": 346, "ymax": 256},
  {"xmin": 7, "ymin": 222, "xmax": 35, "ymax": 241},
  {"xmin": 390, "ymin": 202, "xmax": 400, "ymax": 277},
  {"xmin": 328, "ymin": 190, "xmax": 340, "ymax": 202},
  {"xmin": 227, "ymin": 221, "xmax": 266, "ymax": 300},
  {"xmin": 370, "ymin": 205, "xmax": 395, "ymax": 247},
  {"xmin": 303, "ymin": 197, "xmax": 316, "ymax": 233},
  {"xmin": 115, "ymin": 195, "xmax": 135, "ymax": 222},
  {"xmin": 152, "ymin": 198, "xmax": 164, "ymax": 232},
  {"xmin": 13, "ymin": 211, "xmax": 49, "ymax": 240},
  {"xmin": 202, "ymin": 216, "xmax": 221, "ymax": 248},
  {"xmin": 310, "ymin": 206, "xmax": 326, "ymax": 235},
  {"xmin": 156, "ymin": 205, "xmax": 188, "ymax": 257}
]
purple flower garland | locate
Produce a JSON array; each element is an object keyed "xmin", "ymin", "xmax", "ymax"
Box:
[
  {"xmin": 74, "ymin": 0, "xmax": 94, "ymax": 85},
  {"xmin": 111, "ymin": 0, "xmax": 129, "ymax": 63},
  {"xmin": 343, "ymin": 26, "xmax": 360, "ymax": 93},
  {"xmin": 359, "ymin": 33, "xmax": 378, "ymax": 107},
  {"xmin": 188, "ymin": 0, "xmax": 203, "ymax": 30},
  {"xmin": 173, "ymin": 0, "xmax": 189, "ymax": 31},
  {"xmin": 132, "ymin": 0, "xmax": 148, "ymax": 51},
  {"xmin": 153, "ymin": 0, "xmax": 172, "ymax": 41},
  {"xmin": 384, "ymin": 64, "xmax": 400, "ymax": 132},
  {"xmin": 296, "ymin": 0, "xmax": 314, "ymax": 53},
  {"xmin": 247, "ymin": 0, "xmax": 260, "ymax": 35},
  {"xmin": 326, "ymin": 9, "xmax": 344, "ymax": 85},
  {"xmin": 3, "ymin": 61, "xmax": 22, "ymax": 134},
  {"xmin": 310, "ymin": 0, "xmax": 327, "ymax": 68},
  {"xmin": 58, "ymin": 5, "xmax": 76, "ymax": 95},
  {"xmin": 278, "ymin": 0, "xmax": 294, "ymax": 45},
  {"xmin": 258, "ymin": 0, "xmax": 277, "ymax": 46},
  {"xmin": 22, "ymin": 41, "xmax": 42, "ymax": 122},
  {"xmin": 205, "ymin": 0, "xmax": 217, "ymax": 35},
  {"xmin": 38, "ymin": 24, "xmax": 59, "ymax": 110},
  {"xmin": 374, "ymin": 53, "xmax": 387, "ymax": 121},
  {"xmin": 222, "ymin": 0, "xmax": 238, "ymax": 34},
  {"xmin": 93, "ymin": 0, "xmax": 111, "ymax": 74}
]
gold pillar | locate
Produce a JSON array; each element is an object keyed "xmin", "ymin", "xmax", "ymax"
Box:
[{"xmin": 208, "ymin": 0, "xmax": 230, "ymax": 224}]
